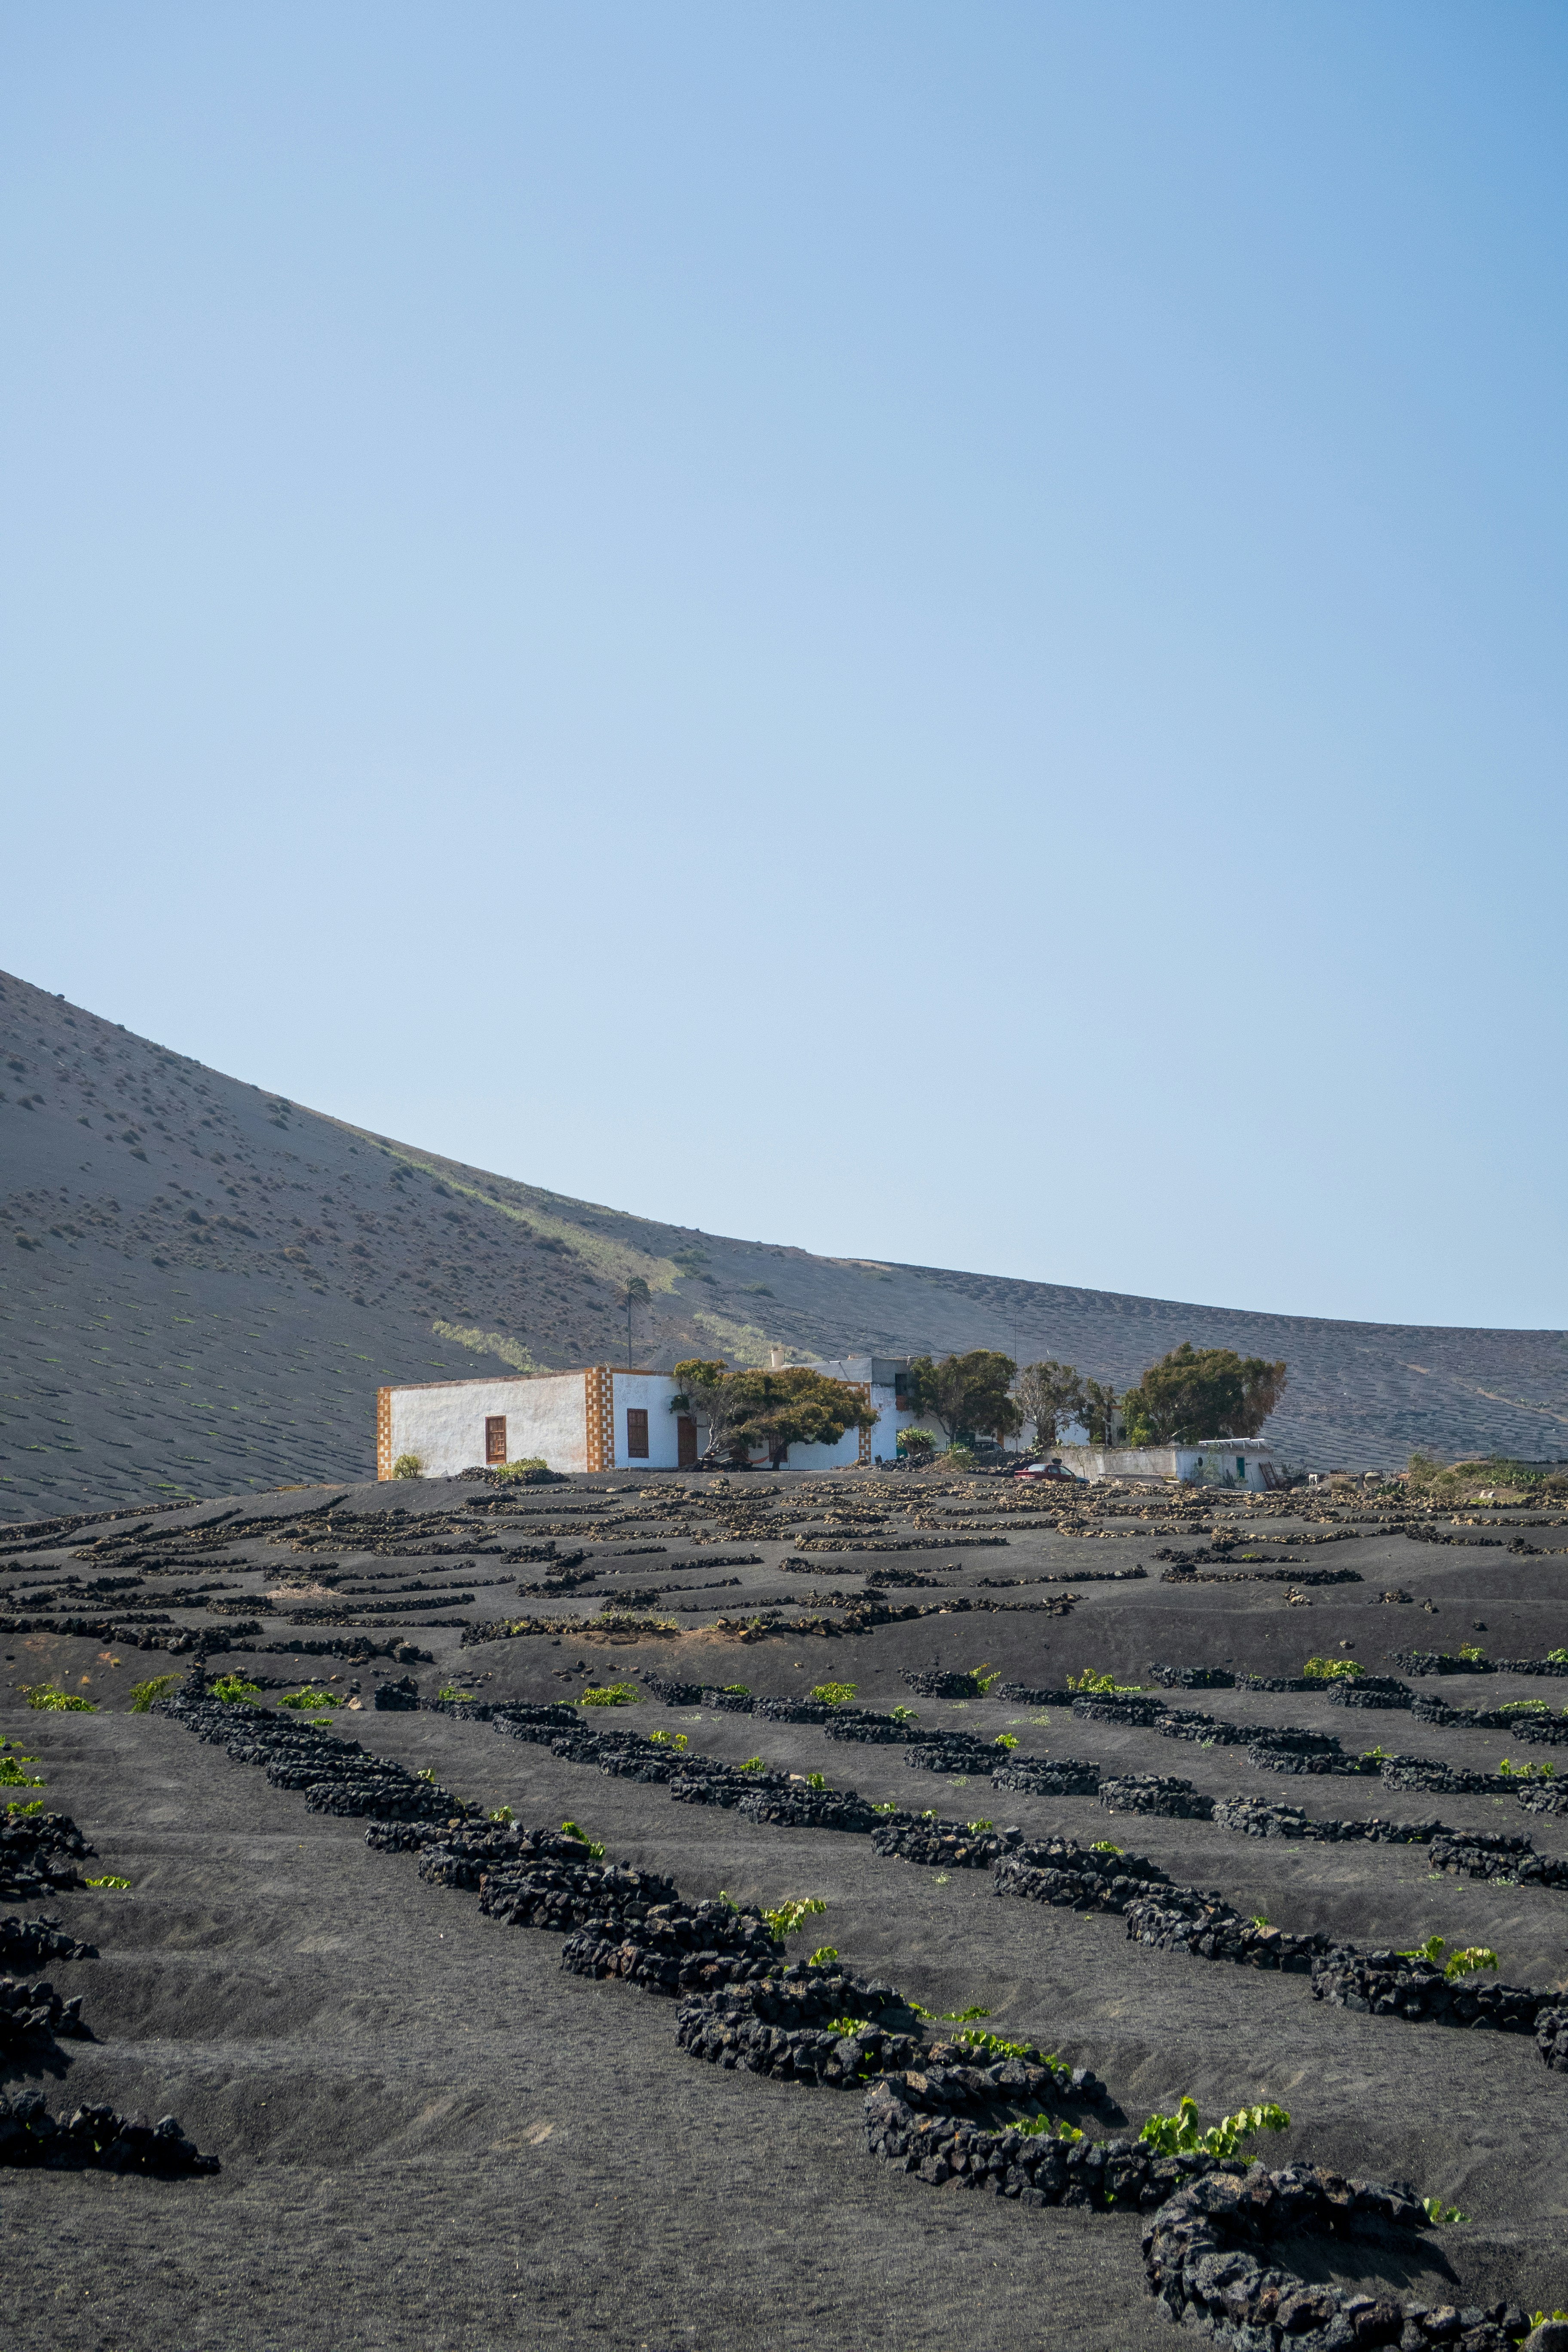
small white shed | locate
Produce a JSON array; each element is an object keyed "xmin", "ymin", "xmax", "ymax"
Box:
[{"xmin": 1054, "ymin": 1437, "xmax": 1283, "ymax": 1490}]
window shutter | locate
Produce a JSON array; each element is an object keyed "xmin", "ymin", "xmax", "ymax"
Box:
[{"xmin": 626, "ymin": 1408, "xmax": 649, "ymax": 1459}]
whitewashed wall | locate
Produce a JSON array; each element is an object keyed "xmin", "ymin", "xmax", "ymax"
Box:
[
  {"xmin": 610, "ymin": 1372, "xmax": 687, "ymax": 1470},
  {"xmin": 1055, "ymin": 1444, "xmax": 1182, "ymax": 1483},
  {"xmin": 386, "ymin": 1372, "xmax": 588, "ymax": 1477}
]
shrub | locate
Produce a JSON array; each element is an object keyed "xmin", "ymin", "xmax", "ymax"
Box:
[
  {"xmin": 578, "ymin": 1683, "xmax": 640, "ymax": 1707},
  {"xmin": 807, "ymin": 1945, "xmax": 839, "ymax": 1968},
  {"xmin": 1425, "ymin": 2198, "xmax": 1470, "ymax": 2226},
  {"xmin": 438, "ymin": 1684, "xmax": 477, "ymax": 1704},
  {"xmin": 809, "ymin": 1682, "xmax": 857, "ymax": 1707},
  {"xmin": 803, "ymin": 1772, "xmax": 827, "ymax": 1791},
  {"xmin": 1394, "ymin": 1935, "xmax": 1498, "ymax": 1979},
  {"xmin": 279, "ymin": 1688, "xmax": 338, "ymax": 1711},
  {"xmin": 965, "ymin": 1820, "xmax": 993, "ymax": 1834},
  {"xmin": 1089, "ymin": 1840, "xmax": 1123, "ymax": 1856},
  {"xmin": 559, "ymin": 1820, "xmax": 606, "ymax": 1858},
  {"xmin": 129, "ymin": 1674, "xmax": 181, "ymax": 1714},
  {"xmin": 648, "ymin": 1730, "xmax": 689, "ymax": 1752},
  {"xmin": 889, "ymin": 1706, "xmax": 920, "ymax": 1726},
  {"xmin": 489, "ymin": 1804, "xmax": 515, "ymax": 1825},
  {"xmin": 944, "ymin": 1444, "xmax": 978, "ymax": 1472},
  {"xmin": 762, "ymin": 1896, "xmax": 827, "ymax": 1941},
  {"xmin": 971, "ymin": 1667, "xmax": 1002, "ymax": 1695},
  {"xmin": 85, "ymin": 1876, "xmax": 132, "ymax": 1891},
  {"xmin": 0, "ymin": 1745, "xmax": 44, "ymax": 1790},
  {"xmin": 1138, "ymin": 2096, "xmax": 1289, "ymax": 2161},
  {"xmin": 1458, "ymin": 1643, "xmax": 1488, "ymax": 1664},
  {"xmin": 992, "ymin": 1734, "xmax": 1018, "ymax": 1751},
  {"xmin": 207, "ymin": 1675, "xmax": 260, "ymax": 1704},
  {"xmin": 21, "ymin": 1682, "xmax": 97, "ymax": 1712},
  {"xmin": 391, "ymin": 1453, "xmax": 424, "ymax": 1479},
  {"xmin": 494, "ymin": 1457, "xmax": 549, "ymax": 1481},
  {"xmin": 1303, "ymin": 1656, "xmax": 1363, "ymax": 1681},
  {"xmin": 738, "ymin": 1754, "xmax": 764, "ymax": 1772},
  {"xmin": 1067, "ymin": 1668, "xmax": 1142, "ymax": 1696},
  {"xmin": 954, "ymin": 2028, "xmax": 1068, "ymax": 2073},
  {"xmin": 897, "ymin": 1429, "xmax": 937, "ymax": 1457},
  {"xmin": 1500, "ymin": 1756, "xmax": 1556, "ymax": 1780}
]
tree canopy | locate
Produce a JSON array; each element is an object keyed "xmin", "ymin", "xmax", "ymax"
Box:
[
  {"xmin": 1119, "ymin": 1342, "xmax": 1287, "ymax": 1446},
  {"xmin": 668, "ymin": 1360, "xmax": 738, "ymax": 1460},
  {"xmin": 906, "ymin": 1351, "xmax": 1021, "ymax": 1447},
  {"xmin": 1015, "ymin": 1360, "xmax": 1086, "ymax": 1449},
  {"xmin": 1078, "ymin": 1376, "xmax": 1119, "ymax": 1445},
  {"xmin": 669, "ymin": 1360, "xmax": 879, "ymax": 1467}
]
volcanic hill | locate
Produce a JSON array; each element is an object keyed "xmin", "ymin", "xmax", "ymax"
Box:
[{"xmin": 1, "ymin": 964, "xmax": 1565, "ymax": 1519}]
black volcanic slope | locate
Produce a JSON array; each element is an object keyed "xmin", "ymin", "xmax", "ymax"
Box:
[
  {"xmin": 6, "ymin": 1468, "xmax": 1568, "ymax": 2350},
  {"xmin": 2, "ymin": 963, "xmax": 1566, "ymax": 1518}
]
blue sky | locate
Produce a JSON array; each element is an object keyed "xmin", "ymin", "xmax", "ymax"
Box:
[{"xmin": 4, "ymin": 3, "xmax": 1565, "ymax": 1328}]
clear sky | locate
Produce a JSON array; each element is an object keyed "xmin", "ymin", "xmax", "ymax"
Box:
[{"xmin": 4, "ymin": 4, "xmax": 1566, "ymax": 1330}]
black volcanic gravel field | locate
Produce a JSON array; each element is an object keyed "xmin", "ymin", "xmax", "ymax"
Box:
[{"xmin": 6, "ymin": 1466, "xmax": 1568, "ymax": 2349}]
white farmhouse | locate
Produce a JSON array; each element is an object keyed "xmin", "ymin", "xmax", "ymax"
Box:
[{"xmin": 376, "ymin": 1351, "xmax": 916, "ymax": 1480}]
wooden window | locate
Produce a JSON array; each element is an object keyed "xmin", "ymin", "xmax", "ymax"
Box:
[
  {"xmin": 484, "ymin": 1415, "xmax": 507, "ymax": 1464},
  {"xmin": 625, "ymin": 1407, "xmax": 649, "ymax": 1459},
  {"xmin": 677, "ymin": 1414, "xmax": 698, "ymax": 1469}
]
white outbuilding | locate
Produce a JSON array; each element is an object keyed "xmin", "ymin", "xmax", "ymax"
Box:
[{"xmin": 1053, "ymin": 1437, "xmax": 1285, "ymax": 1489}]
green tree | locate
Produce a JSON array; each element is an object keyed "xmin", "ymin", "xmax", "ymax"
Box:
[
  {"xmin": 1079, "ymin": 1377, "xmax": 1119, "ymax": 1444},
  {"xmin": 906, "ymin": 1351, "xmax": 1022, "ymax": 1449},
  {"xmin": 669, "ymin": 1360, "xmax": 736, "ymax": 1462},
  {"xmin": 669, "ymin": 1361, "xmax": 878, "ymax": 1467},
  {"xmin": 1015, "ymin": 1361, "xmax": 1085, "ymax": 1450},
  {"xmin": 722, "ymin": 1366, "xmax": 879, "ymax": 1468},
  {"xmin": 1118, "ymin": 1341, "xmax": 1286, "ymax": 1446}
]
